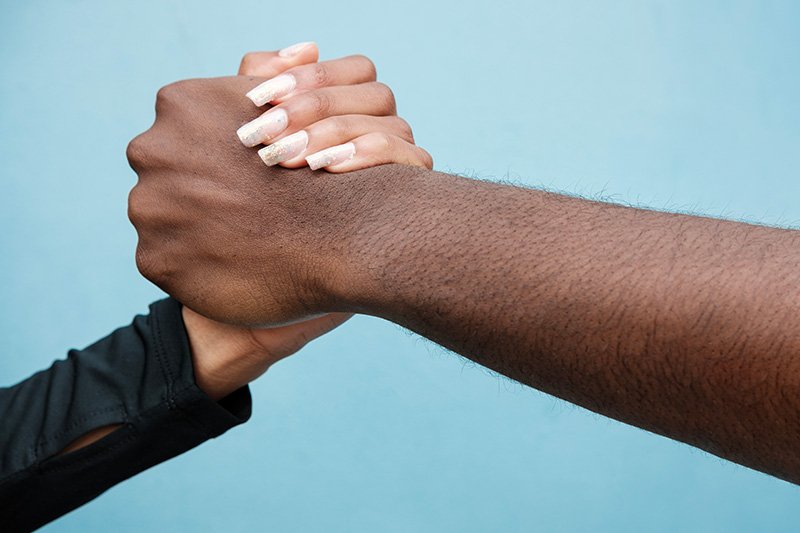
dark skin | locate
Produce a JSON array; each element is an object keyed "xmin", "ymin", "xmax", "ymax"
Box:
[{"xmin": 128, "ymin": 76, "xmax": 800, "ymax": 484}]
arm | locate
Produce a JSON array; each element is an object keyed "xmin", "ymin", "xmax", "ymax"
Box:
[
  {"xmin": 0, "ymin": 43, "xmax": 418, "ymax": 530},
  {"xmin": 127, "ymin": 76, "xmax": 800, "ymax": 485},
  {"xmin": 0, "ymin": 298, "xmax": 347, "ymax": 531},
  {"xmin": 0, "ymin": 299, "xmax": 252, "ymax": 531},
  {"xmin": 1, "ymin": 47, "xmax": 431, "ymax": 529},
  {"xmin": 340, "ymin": 166, "xmax": 800, "ymax": 484}
]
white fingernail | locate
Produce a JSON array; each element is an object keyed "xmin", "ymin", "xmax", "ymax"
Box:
[
  {"xmin": 278, "ymin": 41, "xmax": 315, "ymax": 58},
  {"xmin": 258, "ymin": 130, "xmax": 309, "ymax": 166},
  {"xmin": 245, "ymin": 74, "xmax": 296, "ymax": 106},
  {"xmin": 306, "ymin": 142, "xmax": 356, "ymax": 171},
  {"xmin": 236, "ymin": 108, "xmax": 289, "ymax": 147}
]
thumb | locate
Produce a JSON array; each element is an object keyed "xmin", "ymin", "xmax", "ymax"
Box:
[{"xmin": 237, "ymin": 41, "xmax": 319, "ymax": 77}]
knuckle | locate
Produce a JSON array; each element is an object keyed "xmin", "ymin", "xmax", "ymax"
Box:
[
  {"xmin": 312, "ymin": 63, "xmax": 331, "ymax": 87},
  {"xmin": 419, "ymin": 148, "xmax": 434, "ymax": 169},
  {"xmin": 155, "ymin": 81, "xmax": 185, "ymax": 114},
  {"xmin": 135, "ymin": 243, "xmax": 174, "ymax": 291},
  {"xmin": 308, "ymin": 90, "xmax": 333, "ymax": 117},
  {"xmin": 325, "ymin": 116, "xmax": 353, "ymax": 140},
  {"xmin": 127, "ymin": 186, "xmax": 143, "ymax": 226},
  {"xmin": 368, "ymin": 131, "xmax": 393, "ymax": 153},
  {"xmin": 134, "ymin": 245, "xmax": 156, "ymax": 280},
  {"xmin": 394, "ymin": 117, "xmax": 415, "ymax": 142},
  {"xmin": 239, "ymin": 52, "xmax": 260, "ymax": 73},
  {"xmin": 156, "ymin": 81, "xmax": 180, "ymax": 103},
  {"xmin": 374, "ymin": 82, "xmax": 396, "ymax": 112},
  {"xmin": 353, "ymin": 54, "xmax": 377, "ymax": 80},
  {"xmin": 126, "ymin": 134, "xmax": 148, "ymax": 170}
]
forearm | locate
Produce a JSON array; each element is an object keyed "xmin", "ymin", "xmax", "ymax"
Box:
[
  {"xmin": 337, "ymin": 164, "xmax": 800, "ymax": 483},
  {"xmin": 122, "ymin": 73, "xmax": 800, "ymax": 482}
]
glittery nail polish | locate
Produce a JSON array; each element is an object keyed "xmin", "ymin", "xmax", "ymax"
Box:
[
  {"xmin": 306, "ymin": 142, "xmax": 356, "ymax": 171},
  {"xmin": 245, "ymin": 74, "xmax": 296, "ymax": 106},
  {"xmin": 257, "ymin": 130, "xmax": 309, "ymax": 166},
  {"xmin": 278, "ymin": 41, "xmax": 315, "ymax": 58},
  {"xmin": 236, "ymin": 108, "xmax": 289, "ymax": 147}
]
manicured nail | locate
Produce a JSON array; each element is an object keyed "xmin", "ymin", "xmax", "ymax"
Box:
[
  {"xmin": 246, "ymin": 74, "xmax": 296, "ymax": 106},
  {"xmin": 258, "ymin": 130, "xmax": 309, "ymax": 166},
  {"xmin": 278, "ymin": 41, "xmax": 315, "ymax": 58},
  {"xmin": 306, "ymin": 142, "xmax": 356, "ymax": 170},
  {"xmin": 236, "ymin": 108, "xmax": 288, "ymax": 147}
]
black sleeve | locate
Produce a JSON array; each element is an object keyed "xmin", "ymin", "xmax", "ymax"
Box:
[{"xmin": 0, "ymin": 298, "xmax": 252, "ymax": 532}]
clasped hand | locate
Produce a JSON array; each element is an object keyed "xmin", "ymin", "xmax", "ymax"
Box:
[{"xmin": 126, "ymin": 43, "xmax": 432, "ymax": 397}]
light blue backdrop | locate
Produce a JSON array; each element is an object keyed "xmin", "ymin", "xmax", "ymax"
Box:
[{"xmin": 2, "ymin": 1, "xmax": 799, "ymax": 531}]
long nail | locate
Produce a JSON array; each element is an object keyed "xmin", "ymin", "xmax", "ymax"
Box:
[
  {"xmin": 279, "ymin": 41, "xmax": 315, "ymax": 58},
  {"xmin": 236, "ymin": 108, "xmax": 289, "ymax": 147},
  {"xmin": 246, "ymin": 74, "xmax": 296, "ymax": 106},
  {"xmin": 258, "ymin": 130, "xmax": 309, "ymax": 166},
  {"xmin": 306, "ymin": 142, "xmax": 356, "ymax": 171}
]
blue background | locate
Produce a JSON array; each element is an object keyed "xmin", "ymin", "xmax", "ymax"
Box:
[{"xmin": 2, "ymin": 1, "xmax": 799, "ymax": 531}]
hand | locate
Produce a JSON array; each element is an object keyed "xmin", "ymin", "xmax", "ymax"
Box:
[
  {"xmin": 183, "ymin": 45, "xmax": 366, "ymax": 400},
  {"xmin": 127, "ymin": 51, "xmax": 426, "ymax": 326},
  {"xmin": 183, "ymin": 307, "xmax": 350, "ymax": 400},
  {"xmin": 236, "ymin": 43, "xmax": 432, "ymax": 171},
  {"xmin": 57, "ymin": 309, "xmax": 351, "ymax": 455}
]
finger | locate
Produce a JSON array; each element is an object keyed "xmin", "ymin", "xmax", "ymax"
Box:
[
  {"xmin": 250, "ymin": 312, "xmax": 353, "ymax": 360},
  {"xmin": 255, "ymin": 115, "xmax": 414, "ymax": 168},
  {"xmin": 237, "ymin": 82, "xmax": 396, "ymax": 148},
  {"xmin": 237, "ymin": 41, "xmax": 319, "ymax": 77},
  {"xmin": 305, "ymin": 133, "xmax": 434, "ymax": 173},
  {"xmin": 245, "ymin": 54, "xmax": 377, "ymax": 106}
]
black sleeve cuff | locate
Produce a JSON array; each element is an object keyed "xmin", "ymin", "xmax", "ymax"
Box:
[
  {"xmin": 150, "ymin": 297, "xmax": 252, "ymax": 434},
  {"xmin": 0, "ymin": 298, "xmax": 251, "ymax": 532}
]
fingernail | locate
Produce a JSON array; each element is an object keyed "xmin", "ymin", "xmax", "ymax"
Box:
[
  {"xmin": 257, "ymin": 130, "xmax": 309, "ymax": 166},
  {"xmin": 236, "ymin": 108, "xmax": 288, "ymax": 147},
  {"xmin": 278, "ymin": 41, "xmax": 315, "ymax": 58},
  {"xmin": 246, "ymin": 74, "xmax": 296, "ymax": 106},
  {"xmin": 306, "ymin": 142, "xmax": 356, "ymax": 171}
]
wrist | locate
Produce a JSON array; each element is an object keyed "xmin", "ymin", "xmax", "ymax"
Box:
[
  {"xmin": 182, "ymin": 307, "xmax": 267, "ymax": 401},
  {"xmin": 320, "ymin": 163, "xmax": 432, "ymax": 317}
]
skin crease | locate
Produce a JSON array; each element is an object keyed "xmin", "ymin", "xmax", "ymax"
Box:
[{"xmin": 128, "ymin": 76, "xmax": 800, "ymax": 485}]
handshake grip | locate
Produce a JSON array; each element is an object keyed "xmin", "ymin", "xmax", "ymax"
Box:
[
  {"xmin": 128, "ymin": 46, "xmax": 431, "ymax": 327},
  {"xmin": 126, "ymin": 75, "xmax": 424, "ymax": 328},
  {"xmin": 127, "ymin": 76, "xmax": 338, "ymax": 326}
]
